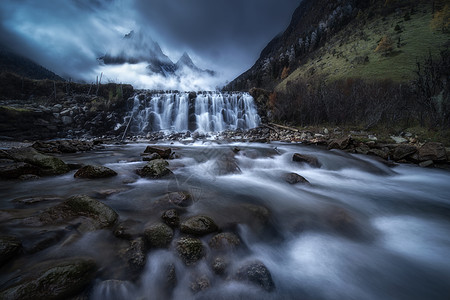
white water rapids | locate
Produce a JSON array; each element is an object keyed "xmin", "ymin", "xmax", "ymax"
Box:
[{"xmin": 1, "ymin": 142, "xmax": 449, "ymax": 299}]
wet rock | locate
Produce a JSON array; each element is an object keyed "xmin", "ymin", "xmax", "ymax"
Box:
[
  {"xmin": 212, "ymin": 256, "xmax": 228, "ymax": 275},
  {"xmin": 18, "ymin": 174, "xmax": 40, "ymax": 181},
  {"xmin": 0, "ymin": 161, "xmax": 40, "ymax": 179},
  {"xmin": 143, "ymin": 146, "xmax": 172, "ymax": 159},
  {"xmin": 328, "ymin": 137, "xmax": 352, "ymax": 150},
  {"xmin": 419, "ymin": 160, "xmax": 434, "ymax": 168},
  {"xmin": 234, "ymin": 261, "xmax": 275, "ymax": 292},
  {"xmin": 392, "ymin": 144, "xmax": 417, "ymax": 161},
  {"xmin": 417, "ymin": 142, "xmax": 447, "ymax": 162},
  {"xmin": 143, "ymin": 223, "xmax": 174, "ymax": 248},
  {"xmin": 22, "ymin": 230, "xmax": 65, "ymax": 254},
  {"xmin": 161, "ymin": 209, "xmax": 180, "ymax": 228},
  {"xmin": 213, "ymin": 154, "xmax": 241, "ymax": 175},
  {"xmin": 282, "ymin": 172, "xmax": 309, "ymax": 184},
  {"xmin": 180, "ymin": 215, "xmax": 219, "ymax": 236},
  {"xmin": 190, "ymin": 275, "xmax": 210, "ymax": 293},
  {"xmin": 176, "ymin": 237, "xmax": 204, "ymax": 265},
  {"xmin": 0, "ymin": 258, "xmax": 96, "ymax": 300},
  {"xmin": 113, "ymin": 219, "xmax": 142, "ymax": 240},
  {"xmin": 241, "ymin": 204, "xmax": 270, "ymax": 224},
  {"xmin": 168, "ymin": 191, "xmax": 193, "ymax": 207},
  {"xmin": 325, "ymin": 207, "xmax": 358, "ymax": 235},
  {"xmin": 368, "ymin": 148, "xmax": 389, "ymax": 160},
  {"xmin": 292, "ymin": 153, "xmax": 321, "ymax": 168},
  {"xmin": 142, "ymin": 152, "xmax": 161, "ymax": 161},
  {"xmin": 74, "ymin": 165, "xmax": 117, "ymax": 179},
  {"xmin": 165, "ymin": 263, "xmax": 177, "ymax": 290},
  {"xmin": 5, "ymin": 147, "xmax": 70, "ymax": 176},
  {"xmin": 209, "ymin": 232, "xmax": 241, "ymax": 251},
  {"xmin": 0, "ymin": 236, "xmax": 22, "ymax": 266},
  {"xmin": 136, "ymin": 159, "xmax": 173, "ymax": 178},
  {"xmin": 36, "ymin": 195, "xmax": 118, "ymax": 230},
  {"xmin": 121, "ymin": 237, "xmax": 147, "ymax": 272},
  {"xmin": 390, "ymin": 136, "xmax": 408, "ymax": 144}
]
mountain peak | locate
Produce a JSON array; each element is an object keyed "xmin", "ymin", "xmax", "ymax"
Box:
[{"xmin": 176, "ymin": 52, "xmax": 195, "ymax": 69}]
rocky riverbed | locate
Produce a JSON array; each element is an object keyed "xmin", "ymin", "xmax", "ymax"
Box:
[{"xmin": 1, "ymin": 141, "xmax": 450, "ymax": 299}]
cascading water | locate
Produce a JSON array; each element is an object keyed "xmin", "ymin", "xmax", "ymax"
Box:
[{"xmin": 126, "ymin": 92, "xmax": 260, "ymax": 134}]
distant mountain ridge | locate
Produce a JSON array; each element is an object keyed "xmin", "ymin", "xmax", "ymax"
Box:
[
  {"xmin": 99, "ymin": 30, "xmax": 215, "ymax": 77},
  {"xmin": 0, "ymin": 45, "xmax": 64, "ymax": 81}
]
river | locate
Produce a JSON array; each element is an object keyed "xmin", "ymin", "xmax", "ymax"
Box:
[{"xmin": 1, "ymin": 141, "xmax": 450, "ymax": 299}]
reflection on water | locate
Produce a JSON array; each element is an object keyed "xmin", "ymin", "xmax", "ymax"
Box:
[{"xmin": 1, "ymin": 142, "xmax": 450, "ymax": 299}]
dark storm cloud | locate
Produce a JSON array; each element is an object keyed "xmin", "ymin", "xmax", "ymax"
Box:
[{"xmin": 0, "ymin": 0, "xmax": 300, "ymax": 87}]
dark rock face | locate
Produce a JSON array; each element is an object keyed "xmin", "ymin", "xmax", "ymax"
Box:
[
  {"xmin": 113, "ymin": 219, "xmax": 142, "ymax": 240},
  {"xmin": 235, "ymin": 261, "xmax": 275, "ymax": 292},
  {"xmin": 168, "ymin": 191, "xmax": 193, "ymax": 207},
  {"xmin": 209, "ymin": 233, "xmax": 241, "ymax": 251},
  {"xmin": 0, "ymin": 236, "xmax": 22, "ymax": 266},
  {"xmin": 392, "ymin": 144, "xmax": 417, "ymax": 161},
  {"xmin": 292, "ymin": 153, "xmax": 321, "ymax": 168},
  {"xmin": 143, "ymin": 223, "xmax": 174, "ymax": 248},
  {"xmin": 142, "ymin": 152, "xmax": 161, "ymax": 161},
  {"xmin": 161, "ymin": 209, "xmax": 180, "ymax": 228},
  {"xmin": 35, "ymin": 195, "xmax": 118, "ymax": 230},
  {"xmin": 176, "ymin": 237, "xmax": 204, "ymax": 265},
  {"xmin": 0, "ymin": 161, "xmax": 40, "ymax": 179},
  {"xmin": 32, "ymin": 140, "xmax": 96, "ymax": 154},
  {"xmin": 180, "ymin": 215, "xmax": 219, "ymax": 236},
  {"xmin": 417, "ymin": 142, "xmax": 447, "ymax": 162},
  {"xmin": 136, "ymin": 159, "xmax": 173, "ymax": 178},
  {"xmin": 74, "ymin": 165, "xmax": 118, "ymax": 179},
  {"xmin": 282, "ymin": 172, "xmax": 309, "ymax": 184},
  {"xmin": 0, "ymin": 258, "xmax": 97, "ymax": 300},
  {"xmin": 328, "ymin": 137, "xmax": 352, "ymax": 150},
  {"xmin": 143, "ymin": 146, "xmax": 172, "ymax": 159}
]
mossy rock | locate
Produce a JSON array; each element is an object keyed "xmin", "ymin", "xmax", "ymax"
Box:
[
  {"xmin": 176, "ymin": 237, "xmax": 204, "ymax": 265},
  {"xmin": 37, "ymin": 195, "xmax": 118, "ymax": 230},
  {"xmin": 180, "ymin": 215, "xmax": 219, "ymax": 236},
  {"xmin": 234, "ymin": 261, "xmax": 275, "ymax": 292},
  {"xmin": 6, "ymin": 147, "xmax": 69, "ymax": 176},
  {"xmin": 136, "ymin": 159, "xmax": 173, "ymax": 179},
  {"xmin": 0, "ymin": 258, "xmax": 97, "ymax": 300},
  {"xmin": 143, "ymin": 223, "xmax": 174, "ymax": 248},
  {"xmin": 208, "ymin": 232, "xmax": 241, "ymax": 251},
  {"xmin": 74, "ymin": 165, "xmax": 117, "ymax": 179}
]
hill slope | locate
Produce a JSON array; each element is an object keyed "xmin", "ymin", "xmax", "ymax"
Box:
[
  {"xmin": 0, "ymin": 45, "xmax": 64, "ymax": 81},
  {"xmin": 226, "ymin": 0, "xmax": 449, "ymax": 92}
]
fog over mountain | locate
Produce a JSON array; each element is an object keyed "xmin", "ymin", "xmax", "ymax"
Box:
[{"xmin": 0, "ymin": 0, "xmax": 300, "ymax": 90}]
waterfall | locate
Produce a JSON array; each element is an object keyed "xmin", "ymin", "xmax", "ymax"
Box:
[{"xmin": 126, "ymin": 92, "xmax": 260, "ymax": 134}]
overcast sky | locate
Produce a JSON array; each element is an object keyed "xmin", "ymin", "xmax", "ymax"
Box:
[{"xmin": 0, "ymin": 0, "xmax": 300, "ymax": 89}]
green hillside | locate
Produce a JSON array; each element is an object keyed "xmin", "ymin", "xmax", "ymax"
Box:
[{"xmin": 278, "ymin": 3, "xmax": 449, "ymax": 91}]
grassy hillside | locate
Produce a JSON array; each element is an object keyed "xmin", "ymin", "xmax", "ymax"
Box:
[{"xmin": 277, "ymin": 3, "xmax": 449, "ymax": 91}]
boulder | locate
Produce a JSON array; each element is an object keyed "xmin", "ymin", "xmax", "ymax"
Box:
[
  {"xmin": 392, "ymin": 144, "xmax": 417, "ymax": 161},
  {"xmin": 234, "ymin": 261, "xmax": 275, "ymax": 292},
  {"xmin": 0, "ymin": 161, "xmax": 40, "ymax": 179},
  {"xmin": 74, "ymin": 165, "xmax": 117, "ymax": 179},
  {"xmin": 22, "ymin": 230, "xmax": 65, "ymax": 254},
  {"xmin": 161, "ymin": 209, "xmax": 180, "ymax": 228},
  {"xmin": 176, "ymin": 237, "xmax": 204, "ymax": 265},
  {"xmin": 328, "ymin": 137, "xmax": 352, "ymax": 150},
  {"xmin": 0, "ymin": 258, "xmax": 96, "ymax": 300},
  {"xmin": 143, "ymin": 146, "xmax": 172, "ymax": 159},
  {"xmin": 0, "ymin": 236, "xmax": 22, "ymax": 266},
  {"xmin": 417, "ymin": 142, "xmax": 447, "ymax": 162},
  {"xmin": 190, "ymin": 275, "xmax": 210, "ymax": 293},
  {"xmin": 212, "ymin": 256, "xmax": 228, "ymax": 275},
  {"xmin": 167, "ymin": 191, "xmax": 193, "ymax": 207},
  {"xmin": 282, "ymin": 172, "xmax": 309, "ymax": 184},
  {"xmin": 36, "ymin": 195, "xmax": 118, "ymax": 230},
  {"xmin": 136, "ymin": 159, "xmax": 173, "ymax": 178},
  {"xmin": 113, "ymin": 219, "xmax": 142, "ymax": 240},
  {"xmin": 208, "ymin": 232, "xmax": 241, "ymax": 251},
  {"xmin": 368, "ymin": 148, "xmax": 389, "ymax": 160},
  {"xmin": 142, "ymin": 153, "xmax": 161, "ymax": 161},
  {"xmin": 120, "ymin": 237, "xmax": 147, "ymax": 272},
  {"xmin": 213, "ymin": 154, "xmax": 241, "ymax": 175},
  {"xmin": 180, "ymin": 215, "xmax": 219, "ymax": 236},
  {"xmin": 6, "ymin": 147, "xmax": 70, "ymax": 176},
  {"xmin": 292, "ymin": 153, "xmax": 321, "ymax": 168},
  {"xmin": 143, "ymin": 223, "xmax": 174, "ymax": 248}
]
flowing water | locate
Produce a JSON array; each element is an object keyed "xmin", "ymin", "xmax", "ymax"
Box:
[
  {"xmin": 125, "ymin": 92, "xmax": 260, "ymax": 134},
  {"xmin": 1, "ymin": 142, "xmax": 450, "ymax": 299}
]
